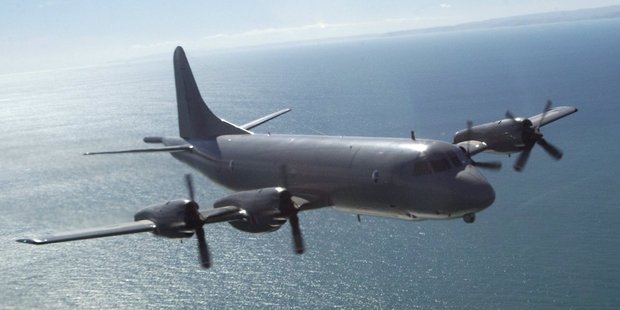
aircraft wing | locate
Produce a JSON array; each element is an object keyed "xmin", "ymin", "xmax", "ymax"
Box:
[
  {"xmin": 529, "ymin": 106, "xmax": 578, "ymax": 128},
  {"xmin": 16, "ymin": 220, "xmax": 157, "ymax": 245},
  {"xmin": 201, "ymin": 205, "xmax": 247, "ymax": 224},
  {"xmin": 240, "ymin": 109, "xmax": 291, "ymax": 130}
]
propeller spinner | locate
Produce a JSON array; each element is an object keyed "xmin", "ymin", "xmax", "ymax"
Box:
[{"xmin": 506, "ymin": 100, "xmax": 563, "ymax": 171}]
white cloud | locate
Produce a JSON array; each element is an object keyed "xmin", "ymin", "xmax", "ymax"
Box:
[
  {"xmin": 198, "ymin": 17, "xmax": 454, "ymax": 41},
  {"xmin": 37, "ymin": 1, "xmax": 57, "ymax": 9},
  {"xmin": 440, "ymin": 3, "xmax": 452, "ymax": 9},
  {"xmin": 131, "ymin": 40, "xmax": 181, "ymax": 50},
  {"xmin": 129, "ymin": 16, "xmax": 460, "ymax": 54}
]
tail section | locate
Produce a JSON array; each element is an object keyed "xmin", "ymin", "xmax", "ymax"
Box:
[{"xmin": 174, "ymin": 46, "xmax": 249, "ymax": 139}]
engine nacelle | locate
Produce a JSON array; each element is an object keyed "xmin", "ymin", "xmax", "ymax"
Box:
[
  {"xmin": 214, "ymin": 187, "xmax": 294, "ymax": 233},
  {"xmin": 453, "ymin": 118, "xmax": 531, "ymax": 154},
  {"xmin": 134, "ymin": 199, "xmax": 194, "ymax": 238}
]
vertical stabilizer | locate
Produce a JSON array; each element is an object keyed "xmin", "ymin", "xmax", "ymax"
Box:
[{"xmin": 174, "ymin": 46, "xmax": 249, "ymax": 139}]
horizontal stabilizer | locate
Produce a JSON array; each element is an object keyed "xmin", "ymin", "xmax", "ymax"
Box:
[
  {"xmin": 16, "ymin": 220, "xmax": 156, "ymax": 245},
  {"xmin": 84, "ymin": 145, "xmax": 193, "ymax": 155},
  {"xmin": 241, "ymin": 109, "xmax": 292, "ymax": 130}
]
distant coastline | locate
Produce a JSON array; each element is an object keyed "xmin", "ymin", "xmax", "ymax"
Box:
[
  {"xmin": 228, "ymin": 5, "xmax": 620, "ymax": 52},
  {"xmin": 385, "ymin": 5, "xmax": 620, "ymax": 36}
]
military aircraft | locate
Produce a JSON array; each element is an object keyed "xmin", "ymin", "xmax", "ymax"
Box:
[{"xmin": 17, "ymin": 47, "xmax": 578, "ymax": 268}]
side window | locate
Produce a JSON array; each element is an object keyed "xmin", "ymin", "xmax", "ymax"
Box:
[
  {"xmin": 371, "ymin": 169, "xmax": 379, "ymax": 183},
  {"xmin": 413, "ymin": 161, "xmax": 432, "ymax": 175}
]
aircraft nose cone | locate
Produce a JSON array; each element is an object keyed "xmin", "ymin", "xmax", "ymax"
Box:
[{"xmin": 454, "ymin": 166, "xmax": 495, "ymax": 210}]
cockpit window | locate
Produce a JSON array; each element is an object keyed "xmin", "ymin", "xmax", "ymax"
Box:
[
  {"xmin": 413, "ymin": 161, "xmax": 432, "ymax": 175},
  {"xmin": 430, "ymin": 158, "xmax": 451, "ymax": 172},
  {"xmin": 449, "ymin": 155, "xmax": 463, "ymax": 167},
  {"xmin": 414, "ymin": 149, "xmax": 467, "ymax": 176}
]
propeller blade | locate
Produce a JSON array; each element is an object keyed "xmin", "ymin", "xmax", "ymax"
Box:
[
  {"xmin": 537, "ymin": 100, "xmax": 553, "ymax": 129},
  {"xmin": 472, "ymin": 160, "xmax": 502, "ymax": 170},
  {"xmin": 514, "ymin": 143, "xmax": 534, "ymax": 172},
  {"xmin": 185, "ymin": 174, "xmax": 195, "ymax": 201},
  {"xmin": 537, "ymin": 138, "xmax": 563, "ymax": 160},
  {"xmin": 289, "ymin": 214, "xmax": 304, "ymax": 254},
  {"xmin": 195, "ymin": 227, "xmax": 211, "ymax": 268},
  {"xmin": 183, "ymin": 199, "xmax": 210, "ymax": 268},
  {"xmin": 464, "ymin": 120, "xmax": 474, "ymax": 149}
]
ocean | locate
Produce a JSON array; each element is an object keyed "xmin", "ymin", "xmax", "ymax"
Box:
[{"xmin": 1, "ymin": 18, "xmax": 619, "ymax": 309}]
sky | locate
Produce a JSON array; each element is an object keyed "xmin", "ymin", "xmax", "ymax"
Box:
[{"xmin": 1, "ymin": 0, "xmax": 619, "ymax": 74}]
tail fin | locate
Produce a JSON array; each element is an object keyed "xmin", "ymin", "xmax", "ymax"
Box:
[{"xmin": 174, "ymin": 46, "xmax": 249, "ymax": 139}]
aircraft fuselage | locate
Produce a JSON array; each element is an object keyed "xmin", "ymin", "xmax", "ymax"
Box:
[{"xmin": 166, "ymin": 134, "xmax": 495, "ymax": 221}]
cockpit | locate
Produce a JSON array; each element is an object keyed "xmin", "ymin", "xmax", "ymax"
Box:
[{"xmin": 412, "ymin": 144, "xmax": 468, "ymax": 176}]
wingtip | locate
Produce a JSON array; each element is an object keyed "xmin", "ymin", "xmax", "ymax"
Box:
[{"xmin": 16, "ymin": 238, "xmax": 45, "ymax": 245}]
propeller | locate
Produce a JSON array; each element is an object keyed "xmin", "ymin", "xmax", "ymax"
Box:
[
  {"xmin": 183, "ymin": 174, "xmax": 211, "ymax": 268},
  {"xmin": 462, "ymin": 120, "xmax": 502, "ymax": 171},
  {"xmin": 506, "ymin": 100, "xmax": 563, "ymax": 172},
  {"xmin": 279, "ymin": 166, "xmax": 305, "ymax": 254},
  {"xmin": 276, "ymin": 190, "xmax": 305, "ymax": 255},
  {"xmin": 470, "ymin": 160, "xmax": 502, "ymax": 170},
  {"xmin": 289, "ymin": 213, "xmax": 305, "ymax": 254}
]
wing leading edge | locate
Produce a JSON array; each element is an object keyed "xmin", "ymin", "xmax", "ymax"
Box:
[{"xmin": 16, "ymin": 220, "xmax": 157, "ymax": 245}]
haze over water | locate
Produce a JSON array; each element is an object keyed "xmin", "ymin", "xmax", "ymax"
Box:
[{"xmin": 2, "ymin": 18, "xmax": 619, "ymax": 309}]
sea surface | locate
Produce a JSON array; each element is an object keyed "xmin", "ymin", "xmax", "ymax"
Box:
[{"xmin": 1, "ymin": 19, "xmax": 619, "ymax": 309}]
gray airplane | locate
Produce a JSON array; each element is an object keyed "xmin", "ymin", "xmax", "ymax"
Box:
[{"xmin": 17, "ymin": 47, "xmax": 578, "ymax": 268}]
